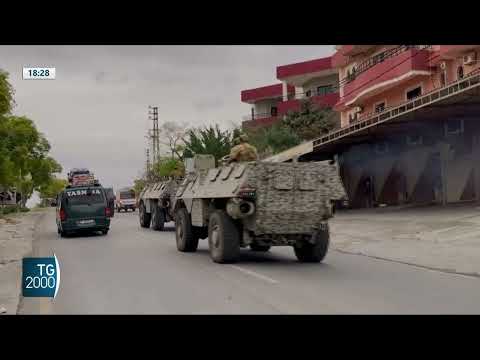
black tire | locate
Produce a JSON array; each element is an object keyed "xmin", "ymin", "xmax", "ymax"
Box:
[
  {"xmin": 294, "ymin": 226, "xmax": 330, "ymax": 263},
  {"xmin": 60, "ymin": 230, "xmax": 67, "ymax": 238},
  {"xmin": 151, "ymin": 205, "xmax": 165, "ymax": 231},
  {"xmin": 101, "ymin": 229, "xmax": 109, "ymax": 235},
  {"xmin": 175, "ymin": 208, "xmax": 199, "ymax": 252},
  {"xmin": 250, "ymin": 243, "xmax": 271, "ymax": 252},
  {"xmin": 208, "ymin": 210, "xmax": 240, "ymax": 263},
  {"xmin": 139, "ymin": 202, "xmax": 151, "ymax": 228}
]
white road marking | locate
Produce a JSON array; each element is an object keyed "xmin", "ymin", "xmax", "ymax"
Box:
[{"xmin": 230, "ymin": 265, "xmax": 279, "ymax": 284}]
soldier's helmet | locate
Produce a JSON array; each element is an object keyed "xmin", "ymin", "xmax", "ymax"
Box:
[
  {"xmin": 232, "ymin": 133, "xmax": 249, "ymax": 146},
  {"xmin": 239, "ymin": 134, "xmax": 249, "ymax": 143}
]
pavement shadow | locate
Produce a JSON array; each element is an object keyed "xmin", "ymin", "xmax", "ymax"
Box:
[
  {"xmin": 193, "ymin": 247, "xmax": 331, "ymax": 268},
  {"xmin": 61, "ymin": 231, "xmax": 106, "ymax": 240}
]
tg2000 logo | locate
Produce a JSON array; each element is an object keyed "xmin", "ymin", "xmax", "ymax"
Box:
[{"xmin": 22, "ymin": 255, "xmax": 61, "ymax": 298}]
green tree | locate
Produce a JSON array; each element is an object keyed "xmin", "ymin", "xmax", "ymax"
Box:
[
  {"xmin": 151, "ymin": 157, "xmax": 185, "ymax": 178},
  {"xmin": 0, "ymin": 70, "xmax": 62, "ymax": 208},
  {"xmin": 0, "ymin": 70, "xmax": 16, "ymax": 187},
  {"xmin": 0, "ymin": 69, "xmax": 14, "ymax": 116},
  {"xmin": 38, "ymin": 177, "xmax": 68, "ymax": 204},
  {"xmin": 133, "ymin": 178, "xmax": 147, "ymax": 196},
  {"xmin": 182, "ymin": 125, "xmax": 232, "ymax": 165},
  {"xmin": 2, "ymin": 116, "xmax": 62, "ymax": 206},
  {"xmin": 246, "ymin": 124, "xmax": 301, "ymax": 159},
  {"xmin": 282, "ymin": 99, "xmax": 337, "ymax": 141}
]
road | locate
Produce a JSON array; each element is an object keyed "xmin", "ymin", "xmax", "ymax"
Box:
[{"xmin": 20, "ymin": 210, "xmax": 480, "ymax": 314}]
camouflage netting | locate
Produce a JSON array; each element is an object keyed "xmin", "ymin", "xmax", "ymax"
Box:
[{"xmin": 176, "ymin": 160, "xmax": 347, "ymax": 235}]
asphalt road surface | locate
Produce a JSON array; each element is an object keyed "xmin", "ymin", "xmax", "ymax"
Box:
[{"xmin": 20, "ymin": 210, "xmax": 480, "ymax": 314}]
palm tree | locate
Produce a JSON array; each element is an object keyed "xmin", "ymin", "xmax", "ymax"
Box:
[{"xmin": 182, "ymin": 125, "xmax": 233, "ymax": 165}]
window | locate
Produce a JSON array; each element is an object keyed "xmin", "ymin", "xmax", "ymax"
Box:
[
  {"xmin": 317, "ymin": 85, "xmax": 333, "ymax": 96},
  {"xmin": 457, "ymin": 66, "xmax": 464, "ymax": 80},
  {"xmin": 406, "ymin": 134, "xmax": 423, "ymax": 146},
  {"xmin": 305, "ymin": 90, "xmax": 312, "ymax": 97},
  {"xmin": 406, "ymin": 86, "xmax": 422, "ymax": 100},
  {"xmin": 375, "ymin": 142, "xmax": 389, "ymax": 154},
  {"xmin": 440, "ymin": 71, "xmax": 447, "ymax": 87},
  {"xmin": 270, "ymin": 106, "xmax": 278, "ymax": 116},
  {"xmin": 445, "ymin": 119, "xmax": 464, "ymax": 135},
  {"xmin": 120, "ymin": 190, "xmax": 135, "ymax": 199},
  {"xmin": 348, "ymin": 112, "xmax": 358, "ymax": 124},
  {"xmin": 374, "ymin": 102, "xmax": 386, "ymax": 113}
]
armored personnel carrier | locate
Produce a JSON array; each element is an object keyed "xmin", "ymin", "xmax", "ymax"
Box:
[
  {"xmin": 138, "ymin": 179, "xmax": 181, "ymax": 231},
  {"xmin": 172, "ymin": 154, "xmax": 347, "ymax": 264}
]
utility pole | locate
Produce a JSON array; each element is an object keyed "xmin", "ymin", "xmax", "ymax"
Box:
[
  {"xmin": 145, "ymin": 148, "xmax": 151, "ymax": 181},
  {"xmin": 148, "ymin": 106, "xmax": 159, "ymax": 165}
]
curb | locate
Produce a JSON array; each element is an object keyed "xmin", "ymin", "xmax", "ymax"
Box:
[
  {"xmin": 333, "ymin": 248, "xmax": 480, "ymax": 279},
  {"xmin": 10, "ymin": 211, "xmax": 48, "ymax": 314}
]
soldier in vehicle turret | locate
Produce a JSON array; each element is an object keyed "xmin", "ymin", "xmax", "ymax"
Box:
[{"xmin": 228, "ymin": 134, "xmax": 258, "ymax": 163}]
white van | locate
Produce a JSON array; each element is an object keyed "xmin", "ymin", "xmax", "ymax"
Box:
[{"xmin": 115, "ymin": 187, "xmax": 136, "ymax": 212}]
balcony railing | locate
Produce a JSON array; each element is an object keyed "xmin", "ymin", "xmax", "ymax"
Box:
[
  {"xmin": 278, "ymin": 92, "xmax": 339, "ymax": 115},
  {"xmin": 242, "ymin": 116, "xmax": 280, "ymax": 129},
  {"xmin": 341, "ymin": 45, "xmax": 432, "ymax": 86},
  {"xmin": 242, "ymin": 112, "xmax": 278, "ymax": 121},
  {"xmin": 311, "ymin": 67, "xmax": 480, "ymax": 149}
]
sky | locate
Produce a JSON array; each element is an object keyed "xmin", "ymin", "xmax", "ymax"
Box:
[{"xmin": 0, "ymin": 45, "xmax": 334, "ymax": 205}]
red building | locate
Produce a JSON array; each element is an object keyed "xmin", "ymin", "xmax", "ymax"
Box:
[
  {"xmin": 241, "ymin": 55, "xmax": 339, "ymax": 129},
  {"xmin": 267, "ymin": 45, "xmax": 480, "ymax": 208}
]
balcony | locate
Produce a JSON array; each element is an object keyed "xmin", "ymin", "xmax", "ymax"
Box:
[
  {"xmin": 241, "ymin": 83, "xmax": 294, "ymax": 104},
  {"xmin": 337, "ymin": 46, "xmax": 432, "ymax": 109},
  {"xmin": 278, "ymin": 92, "xmax": 339, "ymax": 115},
  {"xmin": 276, "ymin": 56, "xmax": 336, "ymax": 86},
  {"xmin": 337, "ymin": 45, "xmax": 376, "ymax": 57},
  {"xmin": 242, "ymin": 114, "xmax": 279, "ymax": 129},
  {"xmin": 313, "ymin": 67, "xmax": 480, "ymax": 150}
]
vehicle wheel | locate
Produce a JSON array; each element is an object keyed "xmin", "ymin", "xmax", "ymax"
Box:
[
  {"xmin": 60, "ymin": 230, "xmax": 67, "ymax": 238},
  {"xmin": 101, "ymin": 229, "xmax": 109, "ymax": 235},
  {"xmin": 294, "ymin": 226, "xmax": 329, "ymax": 263},
  {"xmin": 208, "ymin": 210, "xmax": 240, "ymax": 263},
  {"xmin": 151, "ymin": 205, "xmax": 165, "ymax": 231},
  {"xmin": 250, "ymin": 243, "xmax": 271, "ymax": 252},
  {"xmin": 139, "ymin": 202, "xmax": 151, "ymax": 228},
  {"xmin": 175, "ymin": 208, "xmax": 199, "ymax": 252}
]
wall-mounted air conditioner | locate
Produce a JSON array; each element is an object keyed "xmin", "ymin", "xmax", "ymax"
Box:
[{"xmin": 463, "ymin": 53, "xmax": 476, "ymax": 65}]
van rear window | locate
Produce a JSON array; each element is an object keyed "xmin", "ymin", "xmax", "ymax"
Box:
[
  {"xmin": 65, "ymin": 188, "xmax": 105, "ymax": 205},
  {"xmin": 120, "ymin": 190, "xmax": 135, "ymax": 199}
]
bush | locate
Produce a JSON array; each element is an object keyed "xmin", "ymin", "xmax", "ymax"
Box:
[
  {"xmin": 0, "ymin": 206, "xmax": 30, "ymax": 215},
  {"xmin": 282, "ymin": 99, "xmax": 337, "ymax": 141},
  {"xmin": 246, "ymin": 124, "xmax": 301, "ymax": 158}
]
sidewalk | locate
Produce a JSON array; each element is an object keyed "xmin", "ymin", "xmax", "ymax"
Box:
[
  {"xmin": 0, "ymin": 209, "xmax": 47, "ymax": 314},
  {"xmin": 330, "ymin": 203, "xmax": 480, "ymax": 276}
]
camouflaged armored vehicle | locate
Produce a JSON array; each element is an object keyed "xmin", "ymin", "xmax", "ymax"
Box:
[
  {"xmin": 138, "ymin": 179, "xmax": 181, "ymax": 231},
  {"xmin": 172, "ymin": 154, "xmax": 347, "ymax": 264}
]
